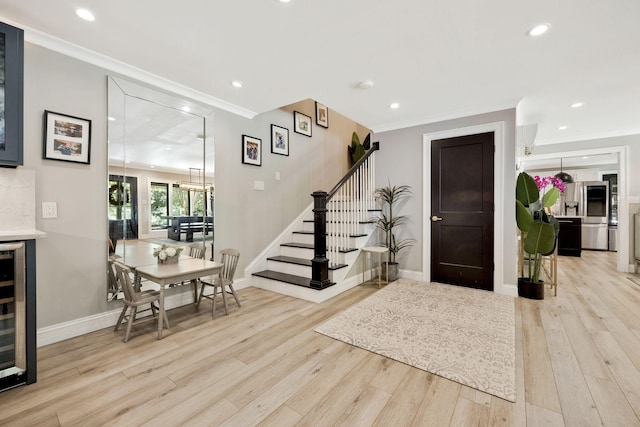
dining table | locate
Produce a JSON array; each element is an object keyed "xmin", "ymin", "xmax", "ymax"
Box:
[{"xmin": 134, "ymin": 257, "xmax": 223, "ymax": 339}]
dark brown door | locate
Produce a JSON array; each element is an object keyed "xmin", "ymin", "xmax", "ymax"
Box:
[{"xmin": 431, "ymin": 132, "xmax": 494, "ymax": 291}]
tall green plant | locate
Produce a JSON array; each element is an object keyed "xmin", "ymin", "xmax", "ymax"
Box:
[
  {"xmin": 516, "ymin": 172, "xmax": 558, "ymax": 282},
  {"xmin": 374, "ymin": 183, "xmax": 415, "ymax": 263}
]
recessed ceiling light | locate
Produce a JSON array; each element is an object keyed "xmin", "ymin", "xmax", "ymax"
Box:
[
  {"xmin": 76, "ymin": 9, "xmax": 95, "ymax": 21},
  {"xmin": 149, "ymin": 165, "xmax": 155, "ymax": 168},
  {"xmin": 558, "ymin": 125, "xmax": 568, "ymax": 130},
  {"xmin": 278, "ymin": 0, "xmax": 292, "ymax": 3},
  {"xmin": 231, "ymin": 80, "xmax": 243, "ymax": 88},
  {"xmin": 357, "ymin": 81, "xmax": 374, "ymax": 90},
  {"xmin": 582, "ymin": 156, "xmax": 589, "ymax": 159},
  {"xmin": 107, "ymin": 116, "xmax": 115, "ymax": 121},
  {"xmin": 389, "ymin": 102, "xmax": 400, "ymax": 109},
  {"xmin": 181, "ymin": 106, "xmax": 191, "ymax": 112},
  {"xmin": 571, "ymin": 102, "xmax": 584, "ymax": 108},
  {"xmin": 527, "ymin": 23, "xmax": 550, "ymax": 37}
]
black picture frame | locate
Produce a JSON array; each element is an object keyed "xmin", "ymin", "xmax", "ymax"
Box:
[
  {"xmin": 270, "ymin": 124, "xmax": 289, "ymax": 156},
  {"xmin": 315, "ymin": 102, "xmax": 328, "ymax": 128},
  {"xmin": 43, "ymin": 110, "xmax": 92, "ymax": 164},
  {"xmin": 0, "ymin": 22, "xmax": 24, "ymax": 167},
  {"xmin": 242, "ymin": 134, "xmax": 262, "ymax": 166},
  {"xmin": 293, "ymin": 111, "xmax": 312, "ymax": 137}
]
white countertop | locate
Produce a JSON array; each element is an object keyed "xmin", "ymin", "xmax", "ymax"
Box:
[{"xmin": 0, "ymin": 229, "xmax": 47, "ymax": 241}]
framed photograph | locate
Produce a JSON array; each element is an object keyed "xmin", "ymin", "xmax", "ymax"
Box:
[
  {"xmin": 43, "ymin": 110, "xmax": 92, "ymax": 164},
  {"xmin": 315, "ymin": 102, "xmax": 329, "ymax": 128},
  {"xmin": 270, "ymin": 124, "xmax": 289, "ymax": 156},
  {"xmin": 293, "ymin": 111, "xmax": 312, "ymax": 137},
  {"xmin": 242, "ymin": 134, "xmax": 262, "ymax": 166}
]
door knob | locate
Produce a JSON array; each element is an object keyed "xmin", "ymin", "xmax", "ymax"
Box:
[{"xmin": 431, "ymin": 215, "xmax": 443, "ymax": 222}]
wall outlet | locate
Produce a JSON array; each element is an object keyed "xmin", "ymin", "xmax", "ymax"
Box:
[{"xmin": 42, "ymin": 202, "xmax": 58, "ymax": 219}]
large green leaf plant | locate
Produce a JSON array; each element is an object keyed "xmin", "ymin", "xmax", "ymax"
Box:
[{"xmin": 516, "ymin": 172, "xmax": 559, "ymax": 282}]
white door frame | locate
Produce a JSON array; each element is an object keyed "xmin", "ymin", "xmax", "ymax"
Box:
[
  {"xmin": 520, "ymin": 146, "xmax": 629, "ymax": 273},
  {"xmin": 422, "ymin": 122, "xmax": 510, "ymax": 295}
]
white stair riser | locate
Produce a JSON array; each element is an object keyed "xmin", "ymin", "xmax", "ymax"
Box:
[
  {"xmin": 302, "ymin": 222, "xmax": 377, "ymax": 234},
  {"xmin": 280, "ymin": 246, "xmax": 314, "ymax": 259},
  {"xmin": 267, "ymin": 260, "xmax": 311, "ymax": 277},
  {"xmin": 292, "ymin": 233, "xmax": 314, "ymax": 245}
]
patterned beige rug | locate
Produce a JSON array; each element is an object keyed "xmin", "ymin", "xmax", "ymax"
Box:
[{"xmin": 314, "ymin": 279, "xmax": 516, "ymax": 402}]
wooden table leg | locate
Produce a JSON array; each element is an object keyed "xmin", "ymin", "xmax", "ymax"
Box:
[
  {"xmin": 385, "ymin": 250, "xmax": 389, "ymax": 284},
  {"xmin": 158, "ymin": 286, "xmax": 168, "ymax": 339},
  {"xmin": 361, "ymin": 251, "xmax": 365, "ymax": 286},
  {"xmin": 377, "ymin": 252, "xmax": 382, "ymax": 288}
]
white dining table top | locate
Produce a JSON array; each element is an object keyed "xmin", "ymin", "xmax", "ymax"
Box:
[{"xmin": 134, "ymin": 258, "xmax": 223, "ymax": 286}]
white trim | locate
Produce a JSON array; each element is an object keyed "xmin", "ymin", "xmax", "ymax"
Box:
[
  {"xmin": 536, "ymin": 128, "xmax": 640, "ymax": 146},
  {"xmin": 0, "ymin": 16, "xmax": 257, "ymax": 119},
  {"xmin": 521, "ymin": 146, "xmax": 629, "ymax": 273},
  {"xmin": 422, "ymin": 122, "xmax": 508, "ymax": 295},
  {"xmin": 37, "ymin": 278, "xmax": 250, "ymax": 346},
  {"xmin": 371, "ymin": 101, "xmax": 516, "ymax": 134}
]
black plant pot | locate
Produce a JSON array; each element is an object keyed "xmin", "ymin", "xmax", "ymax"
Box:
[{"xmin": 518, "ymin": 278, "xmax": 545, "ymax": 300}]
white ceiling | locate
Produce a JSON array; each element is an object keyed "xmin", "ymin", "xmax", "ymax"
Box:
[{"xmin": 2, "ymin": 0, "xmax": 639, "ymax": 147}]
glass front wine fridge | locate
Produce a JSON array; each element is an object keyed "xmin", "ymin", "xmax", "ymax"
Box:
[{"xmin": 0, "ymin": 241, "xmax": 29, "ymax": 391}]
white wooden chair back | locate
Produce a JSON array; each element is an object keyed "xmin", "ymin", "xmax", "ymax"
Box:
[
  {"xmin": 113, "ymin": 261, "xmax": 138, "ymax": 303},
  {"xmin": 219, "ymin": 248, "xmax": 240, "ymax": 282}
]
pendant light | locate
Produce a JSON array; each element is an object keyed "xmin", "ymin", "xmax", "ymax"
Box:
[{"xmin": 554, "ymin": 158, "xmax": 574, "ymax": 183}]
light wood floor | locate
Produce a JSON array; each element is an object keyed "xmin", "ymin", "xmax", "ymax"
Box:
[{"xmin": 1, "ymin": 251, "xmax": 640, "ymax": 426}]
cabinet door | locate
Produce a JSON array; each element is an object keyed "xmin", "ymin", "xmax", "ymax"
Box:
[{"xmin": 0, "ymin": 22, "xmax": 24, "ymax": 167}]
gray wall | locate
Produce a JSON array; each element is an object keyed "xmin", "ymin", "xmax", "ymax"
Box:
[
  {"xmin": 24, "ymin": 43, "xmax": 366, "ymax": 328},
  {"xmin": 374, "ymin": 109, "xmax": 517, "ymax": 288}
]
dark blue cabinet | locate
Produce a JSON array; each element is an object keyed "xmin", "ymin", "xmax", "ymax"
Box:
[{"xmin": 0, "ymin": 21, "xmax": 24, "ymax": 167}]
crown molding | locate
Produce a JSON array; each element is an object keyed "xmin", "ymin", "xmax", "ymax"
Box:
[
  {"xmin": 370, "ymin": 100, "xmax": 518, "ymax": 134},
  {"xmin": 2, "ymin": 16, "xmax": 257, "ymax": 119}
]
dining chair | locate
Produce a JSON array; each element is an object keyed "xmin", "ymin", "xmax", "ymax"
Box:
[
  {"xmin": 196, "ymin": 248, "xmax": 240, "ymax": 316},
  {"xmin": 187, "ymin": 242, "xmax": 206, "ymax": 301},
  {"xmin": 107, "ymin": 258, "xmax": 121, "ymax": 301},
  {"xmin": 113, "ymin": 261, "xmax": 169, "ymax": 342},
  {"xmin": 169, "ymin": 242, "xmax": 206, "ymax": 302}
]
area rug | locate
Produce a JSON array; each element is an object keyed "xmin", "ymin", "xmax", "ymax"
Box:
[{"xmin": 314, "ymin": 279, "xmax": 516, "ymax": 402}]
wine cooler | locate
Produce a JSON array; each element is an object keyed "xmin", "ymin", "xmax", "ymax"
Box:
[{"xmin": 0, "ymin": 241, "xmax": 36, "ymax": 392}]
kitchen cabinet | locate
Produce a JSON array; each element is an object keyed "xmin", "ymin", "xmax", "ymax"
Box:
[
  {"xmin": 0, "ymin": 22, "xmax": 24, "ymax": 167},
  {"xmin": 557, "ymin": 217, "xmax": 582, "ymax": 257}
]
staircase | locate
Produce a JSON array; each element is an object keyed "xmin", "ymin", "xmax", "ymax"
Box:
[{"xmin": 247, "ymin": 143, "xmax": 380, "ymax": 303}]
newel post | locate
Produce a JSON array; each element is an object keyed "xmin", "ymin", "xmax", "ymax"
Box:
[{"xmin": 311, "ymin": 190, "xmax": 331, "ymax": 289}]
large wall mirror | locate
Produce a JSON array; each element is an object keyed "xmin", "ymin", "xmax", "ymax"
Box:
[{"xmin": 107, "ymin": 76, "xmax": 214, "ymax": 301}]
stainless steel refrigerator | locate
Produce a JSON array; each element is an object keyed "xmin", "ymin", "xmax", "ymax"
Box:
[{"xmin": 562, "ymin": 181, "xmax": 609, "ymax": 250}]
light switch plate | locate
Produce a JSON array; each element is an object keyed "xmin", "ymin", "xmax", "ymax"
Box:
[
  {"xmin": 42, "ymin": 201, "xmax": 58, "ymax": 218},
  {"xmin": 254, "ymin": 180, "xmax": 265, "ymax": 191}
]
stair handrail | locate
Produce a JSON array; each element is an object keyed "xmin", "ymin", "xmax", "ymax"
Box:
[{"xmin": 311, "ymin": 141, "xmax": 379, "ymax": 289}]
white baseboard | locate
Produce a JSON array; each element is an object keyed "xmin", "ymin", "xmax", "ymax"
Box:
[
  {"xmin": 37, "ymin": 278, "xmax": 250, "ymax": 347},
  {"xmin": 398, "ymin": 269, "xmax": 423, "ymax": 281}
]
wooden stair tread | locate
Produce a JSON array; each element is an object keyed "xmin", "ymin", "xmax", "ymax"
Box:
[
  {"xmin": 280, "ymin": 242, "xmax": 357, "ymax": 253},
  {"xmin": 267, "ymin": 255, "xmax": 311, "ymax": 266},
  {"xmin": 252, "ymin": 270, "xmax": 336, "ymax": 289},
  {"xmin": 267, "ymin": 255, "xmax": 347, "ymax": 271},
  {"xmin": 293, "ymin": 230, "xmax": 367, "ymax": 238}
]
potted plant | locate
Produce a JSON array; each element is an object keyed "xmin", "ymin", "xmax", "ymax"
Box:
[
  {"xmin": 347, "ymin": 131, "xmax": 371, "ymax": 166},
  {"xmin": 515, "ymin": 172, "xmax": 563, "ymax": 299},
  {"xmin": 374, "ymin": 182, "xmax": 415, "ymax": 281}
]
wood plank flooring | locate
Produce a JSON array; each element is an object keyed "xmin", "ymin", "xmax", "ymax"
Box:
[{"xmin": 1, "ymin": 251, "xmax": 640, "ymax": 426}]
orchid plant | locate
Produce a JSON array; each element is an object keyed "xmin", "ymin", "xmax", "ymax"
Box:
[{"xmin": 516, "ymin": 172, "xmax": 563, "ymax": 282}]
